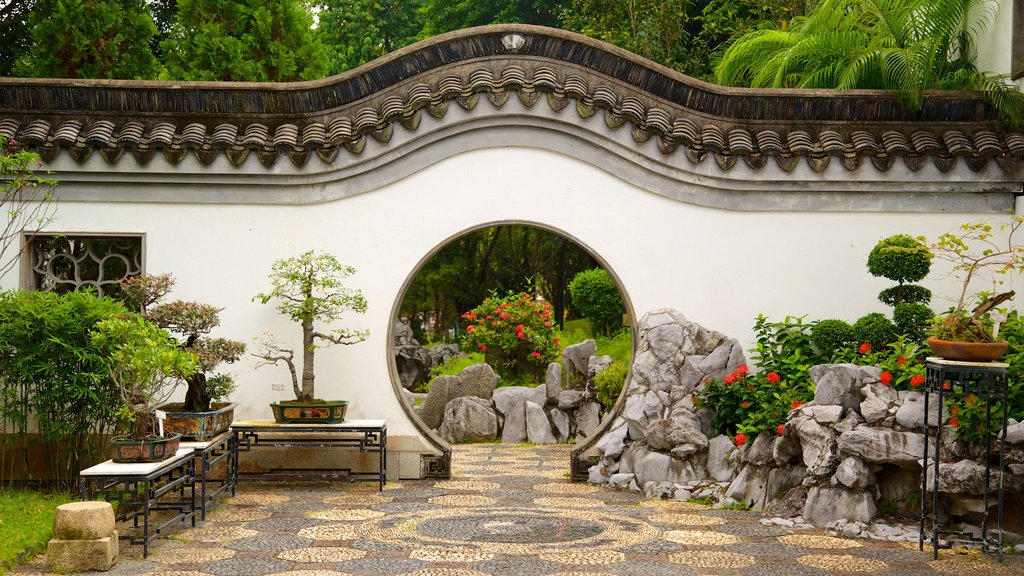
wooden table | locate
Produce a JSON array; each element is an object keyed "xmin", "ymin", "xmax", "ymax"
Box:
[
  {"xmin": 79, "ymin": 448, "xmax": 196, "ymax": 557},
  {"xmin": 231, "ymin": 419, "xmax": 387, "ymax": 490}
]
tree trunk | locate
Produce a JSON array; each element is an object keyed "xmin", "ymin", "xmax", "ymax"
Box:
[{"xmin": 300, "ymin": 317, "xmax": 315, "ymax": 400}]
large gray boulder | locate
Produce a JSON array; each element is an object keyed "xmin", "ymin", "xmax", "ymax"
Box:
[
  {"xmin": 575, "ymin": 401, "xmax": 602, "ymax": 442},
  {"xmin": 418, "ymin": 363, "xmax": 499, "ymax": 429},
  {"xmin": 794, "ymin": 417, "xmax": 839, "ymax": 476},
  {"xmin": 438, "ymin": 397, "xmax": 498, "ymax": 443},
  {"xmin": 834, "ymin": 456, "xmax": 872, "ymax": 489},
  {"xmin": 725, "ymin": 464, "xmax": 772, "ymax": 509},
  {"xmin": 803, "ymin": 486, "xmax": 877, "ymax": 526},
  {"xmin": 894, "ymin": 391, "xmax": 944, "ymax": 430},
  {"xmin": 562, "ymin": 340, "xmax": 597, "ymax": 387},
  {"xmin": 624, "ymin": 443, "xmax": 705, "ymax": 486},
  {"xmin": 645, "ymin": 416, "xmax": 707, "ymax": 456},
  {"xmin": 395, "ymin": 344, "xmax": 432, "ymax": 391},
  {"xmin": 923, "ymin": 459, "xmax": 1024, "ymax": 494},
  {"xmin": 810, "ymin": 364, "xmax": 882, "ymax": 413},
  {"xmin": 836, "ymin": 427, "xmax": 924, "ymax": 466},
  {"xmin": 492, "ymin": 385, "xmax": 547, "ymax": 443},
  {"xmin": 544, "ymin": 363, "xmax": 563, "ymax": 403},
  {"xmin": 707, "ymin": 434, "xmax": 740, "ymax": 482},
  {"xmin": 525, "ymin": 400, "xmax": 557, "ymax": 444},
  {"xmin": 588, "ymin": 355, "xmax": 613, "ymax": 379}
]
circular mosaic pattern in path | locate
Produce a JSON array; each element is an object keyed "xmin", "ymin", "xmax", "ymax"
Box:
[
  {"xmin": 434, "ymin": 480, "xmax": 501, "ymax": 491},
  {"xmin": 796, "ymin": 554, "xmax": 888, "ymax": 572},
  {"xmin": 324, "ymin": 494, "xmax": 393, "ymax": 505},
  {"xmin": 669, "ymin": 550, "xmax": 757, "ymax": 569},
  {"xmin": 532, "ymin": 482, "xmax": 600, "ymax": 495},
  {"xmin": 532, "ymin": 497, "xmax": 603, "ymax": 508},
  {"xmin": 297, "ymin": 523, "xmax": 357, "ymax": 541},
  {"xmin": 663, "ymin": 529, "xmax": 739, "ymax": 546},
  {"xmin": 309, "ymin": 508, "xmax": 385, "ymax": 521},
  {"xmin": 428, "ymin": 494, "xmax": 496, "ymax": 506},
  {"xmin": 357, "ymin": 507, "xmax": 659, "ymax": 554},
  {"xmin": 178, "ymin": 526, "xmax": 259, "ymax": 543},
  {"xmin": 153, "ymin": 547, "xmax": 236, "ymax": 564},
  {"xmin": 778, "ymin": 534, "xmax": 862, "ymax": 549},
  {"xmin": 410, "ymin": 546, "xmax": 495, "ymax": 562},
  {"xmin": 406, "ymin": 569, "xmax": 491, "ymax": 576},
  {"xmin": 646, "ymin": 513, "xmax": 725, "ymax": 526},
  {"xmin": 537, "ymin": 550, "xmax": 625, "ymax": 565},
  {"xmin": 230, "ymin": 493, "xmax": 290, "ymax": 506},
  {"xmin": 928, "ymin": 557, "xmax": 1019, "ymax": 575},
  {"xmin": 275, "ymin": 546, "xmax": 366, "ymax": 562}
]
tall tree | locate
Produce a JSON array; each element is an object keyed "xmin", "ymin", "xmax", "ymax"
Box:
[
  {"xmin": 0, "ymin": 0, "xmax": 35, "ymax": 76},
  {"xmin": 418, "ymin": 0, "xmax": 567, "ymax": 39},
  {"xmin": 561, "ymin": 0, "xmax": 688, "ymax": 70},
  {"xmin": 162, "ymin": 0, "xmax": 328, "ymax": 82},
  {"xmin": 715, "ymin": 0, "xmax": 1024, "ymax": 125},
  {"xmin": 316, "ymin": 0, "xmax": 422, "ymax": 75},
  {"xmin": 14, "ymin": 0, "xmax": 159, "ymax": 79}
]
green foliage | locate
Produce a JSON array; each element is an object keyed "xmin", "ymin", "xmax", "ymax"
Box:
[
  {"xmin": 853, "ymin": 313, "xmax": 897, "ymax": 352},
  {"xmin": 253, "ymin": 250, "xmax": 368, "ymax": 401},
  {"xmin": 0, "ymin": 488, "xmax": 76, "ymax": 572},
  {"xmin": 162, "ymin": 0, "xmax": 328, "ymax": 81},
  {"xmin": 0, "ymin": 290, "xmax": 126, "ymax": 489},
  {"xmin": 400, "ymin": 225, "xmax": 597, "ymax": 344},
  {"xmin": 91, "ymin": 314, "xmax": 198, "ymax": 439},
  {"xmin": 418, "ymin": 352, "xmax": 486, "ymax": 392},
  {"xmin": 849, "ymin": 336, "xmax": 928, "ymax": 390},
  {"xmin": 749, "ymin": 314, "xmax": 823, "ymax": 384},
  {"xmin": 317, "ymin": 0, "xmax": 423, "ymax": 74},
  {"xmin": 567, "ymin": 268, "xmax": 625, "ymax": 337},
  {"xmin": 931, "ymin": 218, "xmax": 1024, "ymax": 342},
  {"xmin": 867, "ymin": 234, "xmax": 933, "ymax": 286},
  {"xmin": 714, "ymin": 0, "xmax": 1024, "ymax": 126},
  {"xmin": 419, "ymin": 0, "xmax": 565, "ymax": 38},
  {"xmin": 16, "ymin": 0, "xmax": 160, "ymax": 79},
  {"xmin": 120, "ymin": 273, "xmax": 245, "ymax": 411},
  {"xmin": 878, "ymin": 285, "xmax": 932, "ymax": 307},
  {"xmin": 810, "ymin": 319, "xmax": 857, "ymax": 359},
  {"xmin": 0, "ymin": 137, "xmax": 57, "ymax": 278},
  {"xmin": 594, "ymin": 360, "xmax": 628, "ymax": 411},
  {"xmin": 893, "ymin": 302, "xmax": 934, "ymax": 343},
  {"xmin": 460, "ymin": 292, "xmax": 559, "ymax": 381},
  {"xmin": 0, "ymin": 0, "xmax": 35, "ymax": 76}
]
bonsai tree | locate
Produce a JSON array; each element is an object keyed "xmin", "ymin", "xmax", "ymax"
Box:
[
  {"xmin": 91, "ymin": 315, "xmax": 198, "ymax": 439},
  {"xmin": 931, "ymin": 218, "xmax": 1024, "ymax": 342},
  {"xmin": 120, "ymin": 273, "xmax": 246, "ymax": 412},
  {"xmin": 253, "ymin": 250, "xmax": 368, "ymax": 401}
]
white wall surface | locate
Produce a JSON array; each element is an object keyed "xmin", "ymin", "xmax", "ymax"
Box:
[
  {"xmin": 3, "ymin": 146, "xmax": 1018, "ymax": 474},
  {"xmin": 977, "ymin": 0, "xmax": 1014, "ymax": 76}
]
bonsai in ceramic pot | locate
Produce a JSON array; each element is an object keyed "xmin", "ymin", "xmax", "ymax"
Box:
[
  {"xmin": 91, "ymin": 314, "xmax": 198, "ymax": 463},
  {"xmin": 928, "ymin": 218, "xmax": 1024, "ymax": 361},
  {"xmin": 253, "ymin": 250, "xmax": 368, "ymax": 423},
  {"xmin": 120, "ymin": 274, "xmax": 246, "ymax": 440}
]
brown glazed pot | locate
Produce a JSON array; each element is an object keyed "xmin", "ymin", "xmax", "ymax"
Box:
[{"xmin": 926, "ymin": 338, "xmax": 1009, "ymax": 362}]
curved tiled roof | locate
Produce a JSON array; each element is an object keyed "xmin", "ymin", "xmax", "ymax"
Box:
[{"xmin": 0, "ymin": 25, "xmax": 1021, "ymax": 174}]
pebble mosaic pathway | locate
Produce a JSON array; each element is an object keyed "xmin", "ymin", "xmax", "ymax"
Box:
[{"xmin": 18, "ymin": 443, "xmax": 1024, "ymax": 575}]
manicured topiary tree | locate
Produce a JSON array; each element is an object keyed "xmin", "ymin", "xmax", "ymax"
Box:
[
  {"xmin": 867, "ymin": 234, "xmax": 933, "ymax": 306},
  {"xmin": 568, "ymin": 268, "xmax": 626, "ymax": 337}
]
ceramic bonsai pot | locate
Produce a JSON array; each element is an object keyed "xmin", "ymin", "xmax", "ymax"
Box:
[
  {"xmin": 270, "ymin": 400, "xmax": 348, "ymax": 424},
  {"xmin": 110, "ymin": 433, "xmax": 182, "ymax": 463},
  {"xmin": 926, "ymin": 338, "xmax": 1009, "ymax": 362},
  {"xmin": 159, "ymin": 402, "xmax": 238, "ymax": 441}
]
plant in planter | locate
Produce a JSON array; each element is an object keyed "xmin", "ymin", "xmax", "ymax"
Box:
[
  {"xmin": 91, "ymin": 314, "xmax": 198, "ymax": 462},
  {"xmin": 928, "ymin": 218, "xmax": 1024, "ymax": 361},
  {"xmin": 253, "ymin": 250, "xmax": 368, "ymax": 423},
  {"xmin": 119, "ymin": 274, "xmax": 246, "ymax": 440}
]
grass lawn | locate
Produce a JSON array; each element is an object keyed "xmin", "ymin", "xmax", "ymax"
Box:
[{"xmin": 0, "ymin": 488, "xmax": 76, "ymax": 574}]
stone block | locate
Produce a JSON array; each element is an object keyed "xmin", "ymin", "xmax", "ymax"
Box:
[
  {"xmin": 53, "ymin": 501, "xmax": 116, "ymax": 541},
  {"xmin": 48, "ymin": 533, "xmax": 118, "ymax": 572}
]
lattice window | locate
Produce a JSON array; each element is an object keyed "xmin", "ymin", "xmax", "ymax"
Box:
[{"xmin": 27, "ymin": 235, "xmax": 143, "ymax": 297}]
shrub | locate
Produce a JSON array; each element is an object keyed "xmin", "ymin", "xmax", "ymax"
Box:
[
  {"xmin": 878, "ymin": 285, "xmax": 932, "ymax": 307},
  {"xmin": 568, "ymin": 268, "xmax": 626, "ymax": 337},
  {"xmin": 594, "ymin": 361, "xmax": 628, "ymax": 411},
  {"xmin": 697, "ymin": 364, "xmax": 811, "ymax": 440},
  {"xmin": 893, "ymin": 302, "xmax": 934, "ymax": 343},
  {"xmin": 867, "ymin": 234, "xmax": 933, "ymax": 305},
  {"xmin": 853, "ymin": 313, "xmax": 897, "ymax": 352},
  {"xmin": 0, "ymin": 290, "xmax": 126, "ymax": 489},
  {"xmin": 460, "ymin": 292, "xmax": 559, "ymax": 381},
  {"xmin": 750, "ymin": 314, "xmax": 825, "ymax": 383},
  {"xmin": 810, "ymin": 319, "xmax": 857, "ymax": 358}
]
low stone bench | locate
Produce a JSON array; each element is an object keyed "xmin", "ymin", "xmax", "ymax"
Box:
[{"xmin": 48, "ymin": 501, "xmax": 118, "ymax": 572}]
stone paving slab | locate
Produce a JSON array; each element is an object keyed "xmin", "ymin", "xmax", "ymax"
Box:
[{"xmin": 17, "ymin": 443, "xmax": 1024, "ymax": 575}]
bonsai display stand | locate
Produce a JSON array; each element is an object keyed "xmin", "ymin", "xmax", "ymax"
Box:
[
  {"xmin": 919, "ymin": 357, "xmax": 1009, "ymax": 561},
  {"xmin": 231, "ymin": 419, "xmax": 386, "ymax": 490},
  {"xmin": 79, "ymin": 448, "xmax": 196, "ymax": 557},
  {"xmin": 180, "ymin": 431, "xmax": 236, "ymax": 520}
]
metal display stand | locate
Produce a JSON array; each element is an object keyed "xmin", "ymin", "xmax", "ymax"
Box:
[
  {"xmin": 180, "ymin": 431, "xmax": 236, "ymax": 520},
  {"xmin": 919, "ymin": 357, "xmax": 1009, "ymax": 561},
  {"xmin": 231, "ymin": 419, "xmax": 387, "ymax": 490},
  {"xmin": 79, "ymin": 448, "xmax": 196, "ymax": 557}
]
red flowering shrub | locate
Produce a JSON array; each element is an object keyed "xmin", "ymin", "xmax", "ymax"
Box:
[
  {"xmin": 734, "ymin": 432, "xmax": 748, "ymax": 446},
  {"xmin": 697, "ymin": 364, "xmax": 811, "ymax": 439},
  {"xmin": 460, "ymin": 292, "xmax": 559, "ymax": 381}
]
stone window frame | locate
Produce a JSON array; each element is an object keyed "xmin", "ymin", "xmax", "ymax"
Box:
[{"xmin": 21, "ymin": 232, "xmax": 146, "ymax": 297}]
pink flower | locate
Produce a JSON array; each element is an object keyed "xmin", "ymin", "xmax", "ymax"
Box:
[
  {"xmin": 516, "ymin": 324, "xmax": 524, "ymax": 331},
  {"xmin": 466, "ymin": 325, "xmax": 475, "ymax": 333},
  {"xmin": 544, "ymin": 321, "xmax": 551, "ymax": 327},
  {"xmin": 36, "ymin": 160, "xmax": 43, "ymax": 167},
  {"xmin": 517, "ymin": 332, "xmax": 525, "ymax": 339},
  {"xmin": 880, "ymin": 371, "xmax": 893, "ymax": 386},
  {"xmin": 766, "ymin": 372, "xmax": 781, "ymax": 384},
  {"xmin": 531, "ymin": 351, "xmax": 541, "ymax": 359}
]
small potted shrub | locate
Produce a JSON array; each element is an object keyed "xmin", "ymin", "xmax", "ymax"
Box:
[
  {"xmin": 120, "ymin": 274, "xmax": 246, "ymax": 440},
  {"xmin": 928, "ymin": 218, "xmax": 1024, "ymax": 361},
  {"xmin": 91, "ymin": 314, "xmax": 198, "ymax": 463},
  {"xmin": 253, "ymin": 250, "xmax": 368, "ymax": 423}
]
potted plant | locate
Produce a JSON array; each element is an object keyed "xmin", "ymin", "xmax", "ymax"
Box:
[
  {"xmin": 120, "ymin": 274, "xmax": 246, "ymax": 440},
  {"xmin": 91, "ymin": 314, "xmax": 198, "ymax": 463},
  {"xmin": 253, "ymin": 250, "xmax": 368, "ymax": 423},
  {"xmin": 928, "ymin": 218, "xmax": 1024, "ymax": 361}
]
